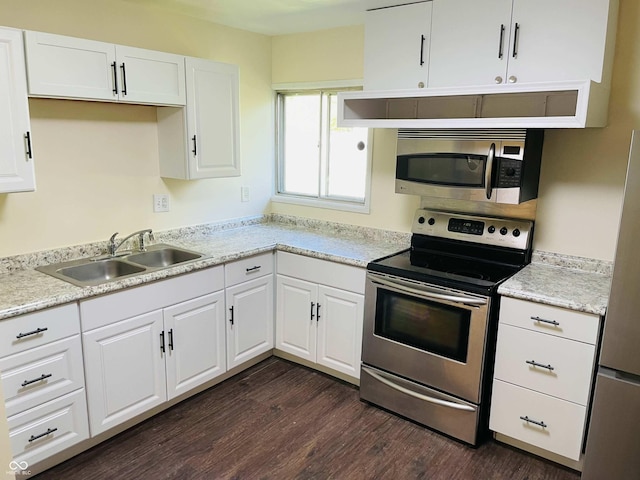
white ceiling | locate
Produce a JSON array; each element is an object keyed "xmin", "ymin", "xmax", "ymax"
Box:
[{"xmin": 123, "ymin": 0, "xmax": 398, "ymax": 36}]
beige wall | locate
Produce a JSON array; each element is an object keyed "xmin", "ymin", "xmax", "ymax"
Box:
[
  {"xmin": 271, "ymin": 1, "xmax": 640, "ymax": 262},
  {"xmin": 271, "ymin": 25, "xmax": 421, "ymax": 233},
  {"xmin": 0, "ymin": 0, "xmax": 274, "ymax": 257}
]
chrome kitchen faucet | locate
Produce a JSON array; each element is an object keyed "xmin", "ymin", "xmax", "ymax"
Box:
[{"xmin": 108, "ymin": 229, "xmax": 155, "ymax": 256}]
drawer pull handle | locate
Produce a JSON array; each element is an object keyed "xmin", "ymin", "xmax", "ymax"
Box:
[
  {"xmin": 21, "ymin": 373, "xmax": 53, "ymax": 387},
  {"xmin": 246, "ymin": 265, "xmax": 261, "ymax": 273},
  {"xmin": 531, "ymin": 316, "xmax": 560, "ymax": 327},
  {"xmin": 16, "ymin": 327, "xmax": 48, "ymax": 339},
  {"xmin": 28, "ymin": 427, "xmax": 58, "ymax": 442},
  {"xmin": 520, "ymin": 416, "xmax": 547, "ymax": 429},
  {"xmin": 525, "ymin": 360, "xmax": 555, "ymax": 371}
]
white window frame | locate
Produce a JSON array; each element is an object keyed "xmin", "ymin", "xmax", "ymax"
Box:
[{"xmin": 272, "ymin": 81, "xmax": 372, "ymax": 214}]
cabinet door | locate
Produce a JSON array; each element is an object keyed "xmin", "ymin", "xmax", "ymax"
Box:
[
  {"xmin": 276, "ymin": 275, "xmax": 317, "ymax": 362},
  {"xmin": 23, "ymin": 30, "xmax": 117, "ymax": 101},
  {"xmin": 0, "ymin": 28, "xmax": 36, "ymax": 193},
  {"xmin": 507, "ymin": 0, "xmax": 611, "ymax": 84},
  {"xmin": 364, "ymin": 2, "xmax": 432, "ymax": 90},
  {"xmin": 164, "ymin": 292, "xmax": 226, "ymax": 400},
  {"xmin": 316, "ymin": 286, "xmax": 364, "ymax": 379},
  {"xmin": 82, "ymin": 310, "xmax": 166, "ymax": 436},
  {"xmin": 428, "ymin": 0, "xmax": 512, "ymax": 87},
  {"xmin": 226, "ymin": 276, "xmax": 274, "ymax": 369},
  {"xmin": 115, "ymin": 45, "xmax": 185, "ymax": 106},
  {"xmin": 185, "ymin": 57, "xmax": 240, "ymax": 178}
]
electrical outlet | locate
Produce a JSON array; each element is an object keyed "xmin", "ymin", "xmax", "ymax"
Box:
[
  {"xmin": 241, "ymin": 186, "xmax": 250, "ymax": 202},
  {"xmin": 153, "ymin": 194, "xmax": 170, "ymax": 212}
]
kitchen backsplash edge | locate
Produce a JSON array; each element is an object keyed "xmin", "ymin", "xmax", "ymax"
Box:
[{"xmin": 532, "ymin": 250, "xmax": 613, "ymax": 276}]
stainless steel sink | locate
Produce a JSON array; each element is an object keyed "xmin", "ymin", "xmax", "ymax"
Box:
[
  {"xmin": 36, "ymin": 243, "xmax": 205, "ymax": 287},
  {"xmin": 58, "ymin": 259, "xmax": 146, "ymax": 284},
  {"xmin": 126, "ymin": 247, "xmax": 202, "ymax": 268}
]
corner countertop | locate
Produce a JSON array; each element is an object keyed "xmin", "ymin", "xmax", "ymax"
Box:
[
  {"xmin": 0, "ymin": 218, "xmax": 410, "ymax": 321},
  {"xmin": 498, "ymin": 251, "xmax": 612, "ymax": 316}
]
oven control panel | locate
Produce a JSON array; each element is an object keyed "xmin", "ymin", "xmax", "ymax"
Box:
[{"xmin": 413, "ymin": 209, "xmax": 532, "ymax": 250}]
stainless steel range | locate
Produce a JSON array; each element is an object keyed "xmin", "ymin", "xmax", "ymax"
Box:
[{"xmin": 360, "ymin": 209, "xmax": 533, "ymax": 445}]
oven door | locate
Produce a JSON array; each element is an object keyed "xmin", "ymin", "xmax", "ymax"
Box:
[{"xmin": 362, "ymin": 272, "xmax": 491, "ymax": 404}]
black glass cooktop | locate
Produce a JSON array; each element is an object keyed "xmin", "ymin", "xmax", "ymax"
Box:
[{"xmin": 367, "ymin": 248, "xmax": 522, "ymax": 295}]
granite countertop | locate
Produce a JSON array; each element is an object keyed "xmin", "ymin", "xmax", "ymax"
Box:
[
  {"xmin": 0, "ymin": 215, "xmax": 614, "ymax": 321},
  {"xmin": 498, "ymin": 251, "xmax": 612, "ymax": 316},
  {"xmin": 0, "ymin": 218, "xmax": 410, "ymax": 321}
]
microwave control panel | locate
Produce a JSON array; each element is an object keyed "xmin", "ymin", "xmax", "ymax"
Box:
[{"xmin": 496, "ymin": 158, "xmax": 523, "ymax": 188}]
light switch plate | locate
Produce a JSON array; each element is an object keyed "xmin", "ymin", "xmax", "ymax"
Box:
[
  {"xmin": 153, "ymin": 194, "xmax": 170, "ymax": 212},
  {"xmin": 241, "ymin": 186, "xmax": 250, "ymax": 202}
]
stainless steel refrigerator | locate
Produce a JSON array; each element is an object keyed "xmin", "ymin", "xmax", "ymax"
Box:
[{"xmin": 582, "ymin": 130, "xmax": 640, "ymax": 479}]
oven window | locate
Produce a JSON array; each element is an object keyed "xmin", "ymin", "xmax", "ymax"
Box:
[
  {"xmin": 400, "ymin": 154, "xmax": 486, "ymax": 187},
  {"xmin": 374, "ymin": 289, "xmax": 471, "ymax": 362}
]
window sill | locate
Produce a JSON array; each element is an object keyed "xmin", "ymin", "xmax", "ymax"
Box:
[{"xmin": 271, "ymin": 194, "xmax": 370, "ymax": 214}]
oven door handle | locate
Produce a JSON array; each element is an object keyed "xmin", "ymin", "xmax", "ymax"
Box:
[
  {"xmin": 363, "ymin": 367, "xmax": 476, "ymax": 412},
  {"xmin": 369, "ymin": 275, "xmax": 487, "ymax": 306}
]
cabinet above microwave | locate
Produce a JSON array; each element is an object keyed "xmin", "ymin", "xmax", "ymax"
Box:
[
  {"xmin": 338, "ymin": 80, "xmax": 609, "ymax": 129},
  {"xmin": 355, "ymin": 0, "xmax": 618, "ymax": 128}
]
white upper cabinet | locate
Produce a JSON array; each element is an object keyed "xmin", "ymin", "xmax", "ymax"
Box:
[
  {"xmin": 428, "ymin": 0, "xmax": 618, "ymax": 88},
  {"xmin": 158, "ymin": 57, "xmax": 241, "ymax": 179},
  {"xmin": 428, "ymin": 0, "xmax": 513, "ymax": 88},
  {"xmin": 0, "ymin": 27, "xmax": 36, "ymax": 193},
  {"xmin": 23, "ymin": 30, "xmax": 186, "ymax": 106},
  {"xmin": 364, "ymin": 2, "xmax": 433, "ymax": 90}
]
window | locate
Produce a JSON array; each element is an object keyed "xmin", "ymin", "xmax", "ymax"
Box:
[{"xmin": 275, "ymin": 89, "xmax": 371, "ymax": 212}]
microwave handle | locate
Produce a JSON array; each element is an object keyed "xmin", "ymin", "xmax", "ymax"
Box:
[{"xmin": 485, "ymin": 143, "xmax": 495, "ymax": 200}]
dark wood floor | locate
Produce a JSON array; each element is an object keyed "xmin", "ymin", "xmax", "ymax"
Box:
[{"xmin": 36, "ymin": 358, "xmax": 580, "ymax": 480}]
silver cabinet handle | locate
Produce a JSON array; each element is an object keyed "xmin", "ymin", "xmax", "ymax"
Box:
[
  {"xmin": 526, "ymin": 360, "xmax": 554, "ymax": 371},
  {"xmin": 531, "ymin": 316, "xmax": 560, "ymax": 327},
  {"xmin": 520, "ymin": 415, "xmax": 547, "ymax": 428},
  {"xmin": 364, "ymin": 367, "xmax": 476, "ymax": 412}
]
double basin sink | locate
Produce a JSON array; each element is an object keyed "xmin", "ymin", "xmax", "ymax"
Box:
[{"xmin": 36, "ymin": 244, "xmax": 205, "ymax": 287}]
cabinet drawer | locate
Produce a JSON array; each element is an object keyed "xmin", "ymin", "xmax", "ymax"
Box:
[
  {"xmin": 490, "ymin": 380, "xmax": 586, "ymax": 461},
  {"xmin": 499, "ymin": 296, "xmax": 600, "ymax": 344},
  {"xmin": 276, "ymin": 251, "xmax": 366, "ymax": 295},
  {"xmin": 0, "ymin": 304, "xmax": 80, "ymax": 357},
  {"xmin": 494, "ymin": 324, "xmax": 596, "ymax": 405},
  {"xmin": 1, "ymin": 335, "xmax": 85, "ymax": 417},
  {"xmin": 225, "ymin": 252, "xmax": 274, "ymax": 287},
  {"xmin": 8, "ymin": 389, "xmax": 89, "ymax": 466}
]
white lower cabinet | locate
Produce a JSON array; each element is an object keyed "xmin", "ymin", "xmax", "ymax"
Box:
[
  {"xmin": 0, "ymin": 304, "xmax": 89, "ymax": 467},
  {"xmin": 490, "ymin": 296, "xmax": 601, "ymax": 464},
  {"xmin": 275, "ymin": 252, "xmax": 365, "ymax": 380},
  {"xmin": 80, "ymin": 267, "xmax": 226, "ymax": 436},
  {"xmin": 224, "ymin": 252, "xmax": 274, "ymax": 369},
  {"xmin": 164, "ymin": 292, "xmax": 226, "ymax": 399}
]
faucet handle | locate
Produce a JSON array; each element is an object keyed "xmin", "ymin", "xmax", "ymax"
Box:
[
  {"xmin": 138, "ymin": 230, "xmax": 154, "ymax": 251},
  {"xmin": 108, "ymin": 232, "xmax": 119, "ymax": 255}
]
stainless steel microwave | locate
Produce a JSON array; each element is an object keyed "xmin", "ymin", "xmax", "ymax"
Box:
[{"xmin": 395, "ymin": 129, "xmax": 544, "ymax": 204}]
